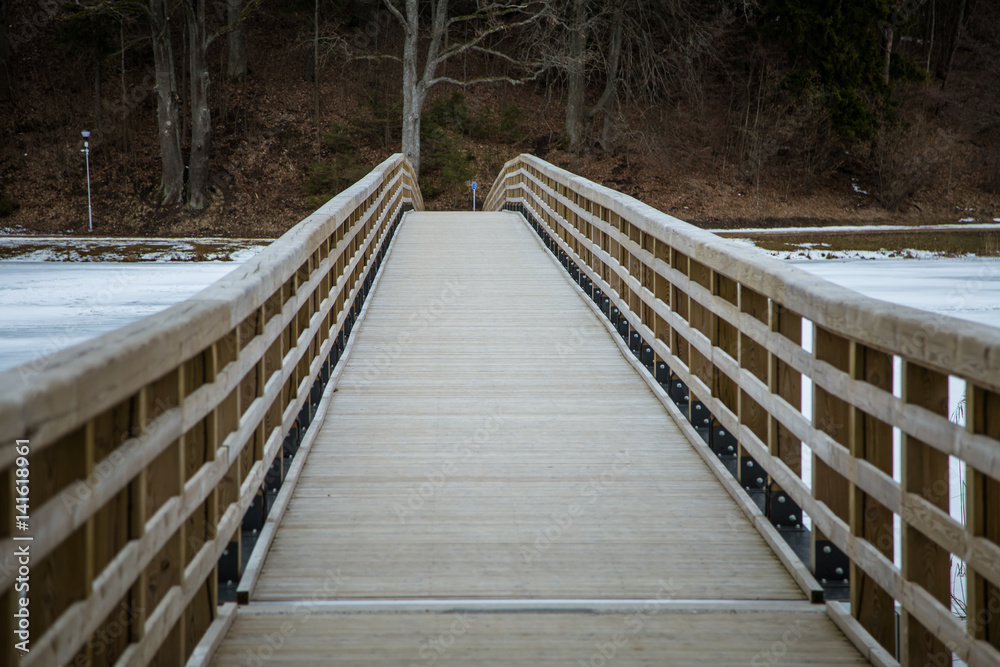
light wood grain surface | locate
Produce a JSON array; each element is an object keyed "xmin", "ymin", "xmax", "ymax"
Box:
[
  {"xmin": 210, "ymin": 605, "xmax": 868, "ymax": 666},
  {"xmin": 251, "ymin": 211, "xmax": 800, "ymax": 602},
  {"xmin": 208, "ymin": 211, "xmax": 866, "ymax": 664}
]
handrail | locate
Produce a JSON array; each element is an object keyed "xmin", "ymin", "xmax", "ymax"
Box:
[
  {"xmin": 486, "ymin": 154, "xmax": 1000, "ymax": 667},
  {"xmin": 0, "ymin": 154, "xmax": 422, "ymax": 666}
]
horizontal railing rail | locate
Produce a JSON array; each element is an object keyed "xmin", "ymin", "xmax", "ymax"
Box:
[
  {"xmin": 486, "ymin": 154, "xmax": 1000, "ymax": 667},
  {"xmin": 0, "ymin": 154, "xmax": 422, "ymax": 666}
]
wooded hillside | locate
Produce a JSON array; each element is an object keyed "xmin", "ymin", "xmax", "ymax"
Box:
[{"xmin": 1, "ymin": 0, "xmax": 998, "ymax": 237}]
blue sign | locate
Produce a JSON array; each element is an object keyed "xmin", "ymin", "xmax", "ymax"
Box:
[{"xmin": 472, "ymin": 181, "xmax": 477, "ymax": 191}]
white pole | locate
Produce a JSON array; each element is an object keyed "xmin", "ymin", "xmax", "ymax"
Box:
[
  {"xmin": 81, "ymin": 130, "xmax": 93, "ymax": 232},
  {"xmin": 84, "ymin": 142, "xmax": 93, "ymax": 232}
]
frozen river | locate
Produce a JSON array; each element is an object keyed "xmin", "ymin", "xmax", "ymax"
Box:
[
  {"xmin": 0, "ymin": 261, "xmax": 253, "ymax": 375},
  {"xmin": 2, "ymin": 253, "xmax": 998, "ymax": 376},
  {"xmin": 787, "ymin": 256, "xmax": 1000, "ymax": 329}
]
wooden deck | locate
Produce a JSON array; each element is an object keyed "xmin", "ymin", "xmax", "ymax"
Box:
[{"xmin": 208, "ymin": 212, "xmax": 869, "ymax": 665}]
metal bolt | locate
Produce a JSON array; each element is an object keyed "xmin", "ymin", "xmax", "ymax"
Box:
[
  {"xmin": 223, "ymin": 549, "xmax": 229, "ymax": 556},
  {"xmin": 778, "ymin": 495, "xmax": 786, "ymax": 503},
  {"xmin": 835, "ymin": 567, "xmax": 844, "ymax": 576},
  {"xmin": 695, "ymin": 404, "xmax": 702, "ymax": 411},
  {"xmin": 823, "ymin": 545, "xmax": 832, "ymax": 554},
  {"xmin": 746, "ymin": 460, "xmax": 754, "ymax": 468},
  {"xmin": 756, "ymin": 477, "xmax": 764, "ymax": 486},
  {"xmin": 821, "ymin": 578, "xmax": 827, "ymax": 584},
  {"xmin": 719, "ymin": 430, "xmax": 726, "ymax": 437},
  {"xmin": 727, "ymin": 445, "xmax": 734, "ymax": 452},
  {"xmin": 789, "ymin": 514, "xmax": 797, "ymax": 522}
]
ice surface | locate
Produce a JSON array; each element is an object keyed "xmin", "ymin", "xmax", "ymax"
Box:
[{"xmin": 0, "ymin": 261, "xmax": 254, "ymax": 374}]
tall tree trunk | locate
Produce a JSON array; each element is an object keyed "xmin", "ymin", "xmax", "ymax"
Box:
[
  {"xmin": 399, "ymin": 0, "xmax": 423, "ymax": 177},
  {"xmin": 0, "ymin": 0, "xmax": 13, "ymax": 101},
  {"xmin": 227, "ymin": 0, "xmax": 247, "ymax": 80},
  {"xmin": 594, "ymin": 3, "xmax": 623, "ymax": 150},
  {"xmin": 150, "ymin": 0, "xmax": 184, "ymax": 206},
  {"xmin": 313, "ymin": 0, "xmax": 319, "ymax": 127},
  {"xmin": 881, "ymin": 23, "xmax": 893, "ymax": 84},
  {"xmin": 187, "ymin": 0, "xmax": 211, "ymax": 210},
  {"xmin": 941, "ymin": 0, "xmax": 967, "ymax": 90},
  {"xmin": 564, "ymin": 0, "xmax": 587, "ymax": 154},
  {"xmin": 93, "ymin": 60, "xmax": 103, "ymax": 130}
]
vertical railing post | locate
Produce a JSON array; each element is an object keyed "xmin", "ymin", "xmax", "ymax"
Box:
[
  {"xmin": 739, "ymin": 287, "xmax": 770, "ymax": 504},
  {"xmin": 768, "ymin": 304, "xmax": 802, "ymax": 503},
  {"xmin": 966, "ymin": 384, "xmax": 1000, "ymax": 651},
  {"xmin": 900, "ymin": 360, "xmax": 950, "ymax": 666},
  {"xmin": 811, "ymin": 327, "xmax": 852, "ymax": 595},
  {"xmin": 848, "ymin": 343, "xmax": 896, "ymax": 653}
]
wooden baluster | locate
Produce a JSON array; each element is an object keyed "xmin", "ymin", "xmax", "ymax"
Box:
[
  {"xmin": 739, "ymin": 287, "xmax": 769, "ymax": 494},
  {"xmin": 966, "ymin": 384, "xmax": 1000, "ymax": 650},
  {"xmin": 849, "ymin": 343, "xmax": 895, "ymax": 653},
  {"xmin": 769, "ymin": 305, "xmax": 802, "ymax": 481},
  {"xmin": 811, "ymin": 327, "xmax": 851, "ymax": 589},
  {"xmin": 900, "ymin": 360, "xmax": 950, "ymax": 666}
]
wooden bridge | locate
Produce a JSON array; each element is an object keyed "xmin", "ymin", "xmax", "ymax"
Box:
[{"xmin": 1, "ymin": 154, "xmax": 998, "ymax": 666}]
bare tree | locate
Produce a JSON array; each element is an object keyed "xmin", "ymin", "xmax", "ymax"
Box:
[
  {"xmin": 940, "ymin": 0, "xmax": 968, "ymax": 89},
  {"xmin": 0, "ymin": 0, "xmax": 12, "ymax": 101},
  {"xmin": 180, "ymin": 0, "xmax": 261, "ymax": 209},
  {"xmin": 546, "ymin": 0, "xmax": 741, "ymax": 154},
  {"xmin": 563, "ymin": 0, "xmax": 587, "ymax": 153},
  {"xmin": 227, "ymin": 0, "xmax": 247, "ymax": 80},
  {"xmin": 69, "ymin": 0, "xmax": 259, "ymax": 208},
  {"xmin": 380, "ymin": 0, "xmax": 545, "ymax": 177},
  {"xmin": 149, "ymin": 0, "xmax": 185, "ymax": 205}
]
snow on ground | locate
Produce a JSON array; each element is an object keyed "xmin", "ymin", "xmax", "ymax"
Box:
[
  {"xmin": 0, "ymin": 236, "xmax": 268, "ymax": 262},
  {"xmin": 710, "ymin": 221, "xmax": 1000, "ymax": 235},
  {"xmin": 0, "ymin": 260, "xmax": 259, "ymax": 375}
]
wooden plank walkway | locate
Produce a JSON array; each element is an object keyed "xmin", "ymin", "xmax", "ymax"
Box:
[{"xmin": 208, "ymin": 212, "xmax": 869, "ymax": 665}]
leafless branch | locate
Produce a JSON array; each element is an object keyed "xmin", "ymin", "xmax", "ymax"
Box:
[{"xmin": 381, "ymin": 0, "xmax": 408, "ymax": 31}]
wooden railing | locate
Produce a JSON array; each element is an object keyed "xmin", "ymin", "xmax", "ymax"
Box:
[
  {"xmin": 0, "ymin": 154, "xmax": 422, "ymax": 666},
  {"xmin": 486, "ymin": 154, "xmax": 1000, "ymax": 667}
]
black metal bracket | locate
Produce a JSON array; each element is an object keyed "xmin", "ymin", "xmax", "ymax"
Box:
[
  {"xmin": 689, "ymin": 400, "xmax": 711, "ymax": 429},
  {"xmin": 769, "ymin": 489, "xmax": 803, "ymax": 529},
  {"xmin": 815, "ymin": 540, "xmax": 850, "ymax": 586},
  {"xmin": 669, "ymin": 376, "xmax": 689, "ymax": 407},
  {"xmin": 740, "ymin": 456, "xmax": 767, "ymax": 490},
  {"xmin": 217, "ymin": 540, "xmax": 240, "ymax": 585},
  {"xmin": 709, "ymin": 423, "xmax": 738, "ymax": 459},
  {"xmin": 242, "ymin": 490, "xmax": 266, "ymax": 532},
  {"xmin": 655, "ymin": 361, "xmax": 670, "ymax": 387}
]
